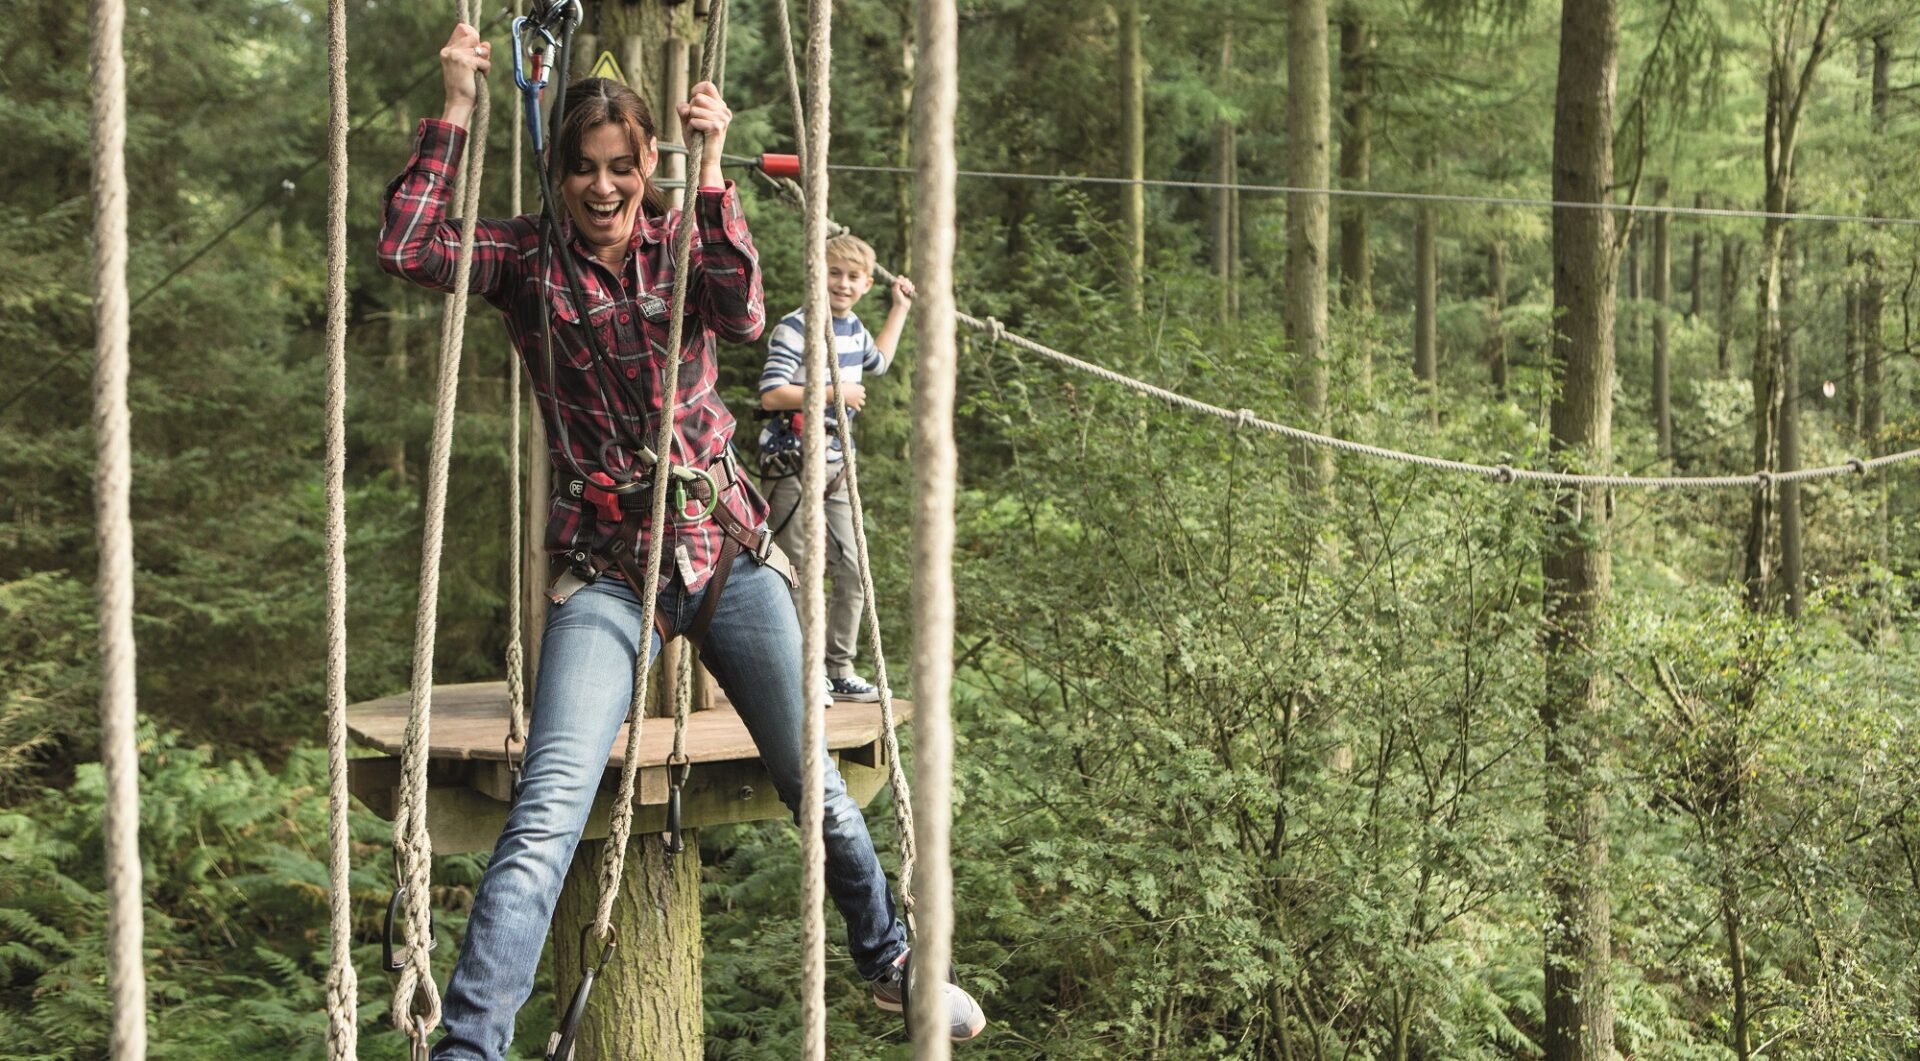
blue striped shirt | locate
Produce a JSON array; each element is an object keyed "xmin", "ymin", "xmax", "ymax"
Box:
[{"xmin": 757, "ymin": 308, "xmax": 891, "ymax": 464}]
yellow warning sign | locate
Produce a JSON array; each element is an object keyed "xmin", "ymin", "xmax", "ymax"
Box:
[{"xmin": 587, "ymin": 50, "xmax": 627, "ymax": 85}]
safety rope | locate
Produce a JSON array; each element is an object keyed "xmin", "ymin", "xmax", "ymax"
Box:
[
  {"xmin": 957, "ymin": 312, "xmax": 1920, "ymax": 490},
  {"xmin": 823, "ymin": 163, "xmax": 1920, "ymax": 230},
  {"xmin": 504, "ymin": 0, "xmax": 528, "ymax": 755},
  {"xmin": 591, "ymin": 0, "xmax": 729, "ymax": 940},
  {"xmin": 773, "ymin": 0, "xmax": 922, "ymax": 933},
  {"xmin": 905, "ymin": 0, "xmax": 960, "ymax": 1047},
  {"xmin": 797, "ymin": 0, "xmax": 833, "ymax": 1051},
  {"xmin": 89, "ymin": 0, "xmax": 146, "ymax": 1056},
  {"xmin": 394, "ymin": 1, "xmax": 492, "ymax": 1045},
  {"xmin": 321, "ymin": 0, "xmax": 358, "ymax": 1056}
]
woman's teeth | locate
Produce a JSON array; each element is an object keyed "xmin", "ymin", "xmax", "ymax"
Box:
[{"xmin": 588, "ymin": 201, "xmax": 621, "ymax": 217}]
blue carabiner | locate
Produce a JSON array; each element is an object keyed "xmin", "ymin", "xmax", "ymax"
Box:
[{"xmin": 511, "ymin": 17, "xmax": 557, "ymax": 154}]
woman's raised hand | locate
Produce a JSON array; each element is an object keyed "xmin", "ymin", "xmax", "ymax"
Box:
[
  {"xmin": 438, "ymin": 22, "xmax": 492, "ymax": 129},
  {"xmin": 678, "ymin": 81, "xmax": 733, "ymax": 188}
]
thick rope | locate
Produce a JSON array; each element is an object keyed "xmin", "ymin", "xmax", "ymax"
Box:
[
  {"xmin": 504, "ymin": 0, "xmax": 528, "ymax": 750},
  {"xmin": 321, "ymin": 0, "xmax": 358, "ymax": 1056},
  {"xmin": 592, "ymin": 0, "xmax": 729, "ymax": 937},
  {"xmin": 796, "ymin": 0, "xmax": 834, "ymax": 1054},
  {"xmin": 89, "ymin": 0, "xmax": 146, "ymax": 1056},
  {"xmin": 907, "ymin": 0, "xmax": 959, "ymax": 1049},
  {"xmin": 959, "ymin": 311, "xmax": 1920, "ymax": 490},
  {"xmin": 775, "ymin": 0, "xmax": 920, "ymax": 930},
  {"xmin": 393, "ymin": 2, "xmax": 490, "ymax": 1039}
]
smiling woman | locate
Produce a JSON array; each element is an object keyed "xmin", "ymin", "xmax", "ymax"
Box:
[{"xmin": 552, "ymin": 80, "xmax": 664, "ymax": 266}]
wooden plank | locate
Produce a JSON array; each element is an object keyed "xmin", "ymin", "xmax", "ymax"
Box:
[{"xmin": 347, "ymin": 681, "xmax": 912, "ymax": 770}]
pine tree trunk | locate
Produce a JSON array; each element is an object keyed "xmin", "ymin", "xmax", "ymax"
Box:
[
  {"xmin": 1779, "ymin": 240, "xmax": 1803, "ymax": 619},
  {"xmin": 1338, "ymin": 13, "xmax": 1372, "ymax": 313},
  {"xmin": 1288, "ymin": 0, "xmax": 1331, "ymax": 489},
  {"xmin": 1717, "ymin": 237, "xmax": 1741, "ymax": 378},
  {"xmin": 1542, "ymin": 2, "xmax": 1619, "ymax": 1058},
  {"xmin": 1861, "ymin": 33, "xmax": 1889, "ymax": 454},
  {"xmin": 1652, "ymin": 183, "xmax": 1672, "ymax": 458},
  {"xmin": 1414, "ymin": 201, "xmax": 1438, "ymax": 425},
  {"xmin": 552, "ymin": 834, "xmax": 704, "ymax": 1060},
  {"xmin": 1487, "ymin": 239, "xmax": 1509, "ymax": 396},
  {"xmin": 1214, "ymin": 26, "xmax": 1237, "ymax": 324},
  {"xmin": 1689, "ymin": 192, "xmax": 1705, "ymax": 320},
  {"xmin": 1118, "ymin": 0, "xmax": 1145, "ymax": 314}
]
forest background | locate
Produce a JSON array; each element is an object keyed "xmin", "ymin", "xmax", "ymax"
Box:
[{"xmin": 4, "ymin": 0, "xmax": 1920, "ymax": 1057}]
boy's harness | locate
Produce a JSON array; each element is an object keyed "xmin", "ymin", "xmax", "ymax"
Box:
[{"xmin": 554, "ymin": 447, "xmax": 794, "ymax": 649}]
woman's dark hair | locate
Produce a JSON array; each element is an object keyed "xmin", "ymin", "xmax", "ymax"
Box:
[{"xmin": 551, "ymin": 77, "xmax": 668, "ymax": 218}]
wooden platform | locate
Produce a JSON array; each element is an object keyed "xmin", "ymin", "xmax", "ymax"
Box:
[{"xmin": 347, "ymin": 681, "xmax": 910, "ymax": 853}]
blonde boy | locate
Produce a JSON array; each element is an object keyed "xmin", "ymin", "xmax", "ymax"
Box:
[{"xmin": 757, "ymin": 234, "xmax": 915, "ymax": 701}]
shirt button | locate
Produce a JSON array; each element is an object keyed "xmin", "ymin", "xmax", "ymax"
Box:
[
  {"xmin": 625, "ymin": 367, "xmax": 639, "ymax": 380},
  {"xmin": 618, "ymin": 313, "xmax": 631, "ymax": 324}
]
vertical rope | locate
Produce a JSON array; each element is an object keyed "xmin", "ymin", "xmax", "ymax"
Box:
[
  {"xmin": 393, "ymin": 0, "xmax": 490, "ymax": 1040},
  {"xmin": 321, "ymin": 0, "xmax": 359, "ymax": 1056},
  {"xmin": 797, "ymin": 0, "xmax": 835, "ymax": 1053},
  {"xmin": 907, "ymin": 0, "xmax": 960, "ymax": 1049},
  {"xmin": 88, "ymin": 0, "xmax": 146, "ymax": 1056},
  {"xmin": 505, "ymin": 0, "xmax": 528, "ymax": 750},
  {"xmin": 592, "ymin": 0, "xmax": 730, "ymax": 937}
]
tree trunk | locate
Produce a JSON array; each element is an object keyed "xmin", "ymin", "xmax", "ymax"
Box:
[
  {"xmin": 1414, "ymin": 201, "xmax": 1438, "ymax": 426},
  {"xmin": 896, "ymin": 8, "xmax": 916, "ymax": 277},
  {"xmin": 1652, "ymin": 183, "xmax": 1672, "ymax": 458},
  {"xmin": 1214, "ymin": 25, "xmax": 1238, "ymax": 323},
  {"xmin": 1288, "ymin": 0, "xmax": 1331, "ymax": 489},
  {"xmin": 1861, "ymin": 33, "xmax": 1889, "ymax": 454},
  {"xmin": 1743, "ymin": 0, "xmax": 1839, "ymax": 614},
  {"xmin": 1487, "ymin": 239, "xmax": 1509, "ymax": 396},
  {"xmin": 1723, "ymin": 871, "xmax": 1753, "ymax": 1060},
  {"xmin": 1779, "ymin": 239, "xmax": 1803, "ymax": 619},
  {"xmin": 1689, "ymin": 192, "xmax": 1705, "ymax": 320},
  {"xmin": 1338, "ymin": 13, "xmax": 1372, "ymax": 314},
  {"xmin": 552, "ymin": 834, "xmax": 705, "ymax": 1060},
  {"xmin": 1625, "ymin": 227, "xmax": 1640, "ymax": 357},
  {"xmin": 1844, "ymin": 253, "xmax": 1861, "ymax": 434},
  {"xmin": 1118, "ymin": 0, "xmax": 1145, "ymax": 314},
  {"xmin": 1542, "ymin": 2, "xmax": 1619, "ymax": 1058},
  {"xmin": 1717, "ymin": 237, "xmax": 1741, "ymax": 378}
]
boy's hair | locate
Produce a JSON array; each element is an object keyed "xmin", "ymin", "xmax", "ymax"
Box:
[{"xmin": 824, "ymin": 233, "xmax": 877, "ymax": 275}]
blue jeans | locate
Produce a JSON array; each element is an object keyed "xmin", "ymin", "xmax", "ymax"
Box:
[{"xmin": 432, "ymin": 558, "xmax": 907, "ymax": 1060}]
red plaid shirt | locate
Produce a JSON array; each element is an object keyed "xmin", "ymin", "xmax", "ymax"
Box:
[{"xmin": 379, "ymin": 119, "xmax": 768, "ymax": 592}]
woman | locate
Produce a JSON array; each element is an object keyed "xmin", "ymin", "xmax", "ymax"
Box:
[{"xmin": 378, "ymin": 23, "xmax": 986, "ymax": 1058}]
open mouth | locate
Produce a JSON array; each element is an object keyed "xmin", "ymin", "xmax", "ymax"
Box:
[{"xmin": 584, "ymin": 200, "xmax": 623, "ymax": 226}]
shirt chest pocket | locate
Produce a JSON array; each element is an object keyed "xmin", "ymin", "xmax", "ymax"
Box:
[
  {"xmin": 547, "ymin": 288, "xmax": 620, "ymax": 369},
  {"xmin": 638, "ymin": 285, "xmax": 700, "ymax": 363}
]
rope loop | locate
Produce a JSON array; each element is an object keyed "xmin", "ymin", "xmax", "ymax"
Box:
[
  {"xmin": 984, "ymin": 316, "xmax": 1007, "ymax": 345},
  {"xmin": 1233, "ymin": 407, "xmax": 1257, "ymax": 431},
  {"xmin": 1493, "ymin": 464, "xmax": 1516, "ymax": 484},
  {"xmin": 1753, "ymin": 471, "xmax": 1773, "ymax": 489},
  {"xmin": 1847, "ymin": 457, "xmax": 1868, "ymax": 475}
]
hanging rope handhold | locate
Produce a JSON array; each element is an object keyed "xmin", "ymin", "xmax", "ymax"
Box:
[{"xmin": 546, "ymin": 926, "xmax": 618, "ymax": 1061}]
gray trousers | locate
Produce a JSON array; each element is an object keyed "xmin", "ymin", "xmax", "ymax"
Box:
[{"xmin": 764, "ymin": 472, "xmax": 863, "ymax": 678}]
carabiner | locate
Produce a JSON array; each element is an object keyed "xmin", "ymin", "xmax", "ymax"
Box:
[
  {"xmin": 672, "ymin": 465, "xmax": 719, "ymax": 522},
  {"xmin": 511, "ymin": 17, "xmax": 558, "ymax": 153},
  {"xmin": 664, "ymin": 760, "xmax": 691, "ymax": 855}
]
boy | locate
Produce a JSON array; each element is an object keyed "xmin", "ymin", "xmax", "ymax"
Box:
[{"xmin": 757, "ymin": 234, "xmax": 915, "ymax": 703}]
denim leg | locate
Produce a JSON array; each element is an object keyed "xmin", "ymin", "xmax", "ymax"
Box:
[
  {"xmin": 433, "ymin": 577, "xmax": 667, "ymax": 1061},
  {"xmin": 693, "ymin": 557, "xmax": 908, "ymax": 980}
]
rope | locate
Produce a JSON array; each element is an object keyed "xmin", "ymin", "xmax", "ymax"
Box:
[
  {"xmin": 823, "ymin": 163, "xmax": 1920, "ymax": 229},
  {"xmin": 958, "ymin": 311, "xmax": 1920, "ymax": 490},
  {"xmin": 906, "ymin": 0, "xmax": 960, "ymax": 1048},
  {"xmin": 89, "ymin": 0, "xmax": 146, "ymax": 1055},
  {"xmin": 394, "ymin": 1, "xmax": 491, "ymax": 1040},
  {"xmin": 504, "ymin": 0, "xmax": 528, "ymax": 751},
  {"xmin": 797, "ymin": 0, "xmax": 833, "ymax": 1052},
  {"xmin": 321, "ymin": 0, "xmax": 358, "ymax": 1056},
  {"xmin": 591, "ymin": 0, "xmax": 729, "ymax": 939}
]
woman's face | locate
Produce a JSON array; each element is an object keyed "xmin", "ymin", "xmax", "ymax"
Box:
[{"xmin": 561, "ymin": 121, "xmax": 657, "ymax": 258}]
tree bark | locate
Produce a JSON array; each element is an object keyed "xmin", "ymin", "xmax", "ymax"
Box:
[
  {"xmin": 552, "ymin": 834, "xmax": 705, "ymax": 1060},
  {"xmin": 1413, "ymin": 200, "xmax": 1438, "ymax": 426},
  {"xmin": 1214, "ymin": 25, "xmax": 1238, "ymax": 323},
  {"xmin": 1844, "ymin": 252, "xmax": 1861, "ymax": 434},
  {"xmin": 1689, "ymin": 192, "xmax": 1705, "ymax": 320},
  {"xmin": 1338, "ymin": 12, "xmax": 1372, "ymax": 314},
  {"xmin": 1861, "ymin": 33, "xmax": 1889, "ymax": 454},
  {"xmin": 1717, "ymin": 236, "xmax": 1741, "ymax": 378},
  {"xmin": 1118, "ymin": 0, "xmax": 1145, "ymax": 314},
  {"xmin": 1779, "ymin": 239, "xmax": 1803, "ymax": 619},
  {"xmin": 1288, "ymin": 0, "xmax": 1332, "ymax": 489},
  {"xmin": 1487, "ymin": 239, "xmax": 1509, "ymax": 397},
  {"xmin": 1652, "ymin": 182, "xmax": 1672, "ymax": 458},
  {"xmin": 1743, "ymin": 0, "xmax": 1839, "ymax": 614},
  {"xmin": 1542, "ymin": 2, "xmax": 1619, "ymax": 1058}
]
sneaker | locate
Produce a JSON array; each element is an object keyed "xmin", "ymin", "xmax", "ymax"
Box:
[
  {"xmin": 871, "ymin": 949, "xmax": 987, "ymax": 1042},
  {"xmin": 827, "ymin": 674, "xmax": 883, "ymax": 703}
]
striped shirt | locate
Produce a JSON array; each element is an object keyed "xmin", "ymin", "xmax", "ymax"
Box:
[{"xmin": 757, "ymin": 309, "xmax": 891, "ymax": 464}]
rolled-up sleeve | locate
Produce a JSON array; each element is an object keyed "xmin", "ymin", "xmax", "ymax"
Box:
[{"xmin": 690, "ymin": 181, "xmax": 766, "ymax": 344}]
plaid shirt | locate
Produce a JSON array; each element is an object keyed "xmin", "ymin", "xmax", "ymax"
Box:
[{"xmin": 379, "ymin": 119, "xmax": 768, "ymax": 592}]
